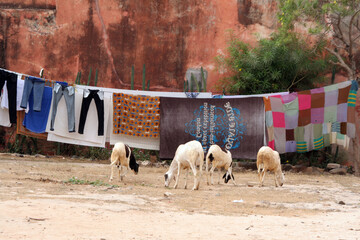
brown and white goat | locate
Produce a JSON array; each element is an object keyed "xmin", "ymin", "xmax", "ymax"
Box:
[{"xmin": 256, "ymin": 146, "xmax": 285, "ymax": 187}]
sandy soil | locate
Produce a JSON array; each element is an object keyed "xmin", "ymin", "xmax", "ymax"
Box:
[{"xmin": 0, "ymin": 153, "xmax": 360, "ymax": 240}]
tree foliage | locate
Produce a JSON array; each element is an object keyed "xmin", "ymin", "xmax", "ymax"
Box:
[
  {"xmin": 278, "ymin": 0, "xmax": 360, "ymax": 80},
  {"xmin": 216, "ymin": 32, "xmax": 330, "ymax": 94}
]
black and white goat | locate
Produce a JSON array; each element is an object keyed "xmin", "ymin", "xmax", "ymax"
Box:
[
  {"xmin": 164, "ymin": 140, "xmax": 204, "ymax": 190},
  {"xmin": 205, "ymin": 144, "xmax": 236, "ymax": 185},
  {"xmin": 109, "ymin": 142, "xmax": 139, "ymax": 182}
]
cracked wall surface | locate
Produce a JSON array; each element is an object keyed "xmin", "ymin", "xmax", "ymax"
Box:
[{"xmin": 0, "ymin": 0, "xmax": 278, "ymax": 91}]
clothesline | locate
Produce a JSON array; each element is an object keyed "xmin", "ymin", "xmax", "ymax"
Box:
[
  {"xmin": 0, "ymin": 67, "xmax": 290, "ymax": 98},
  {"xmin": 0, "ymin": 67, "xmax": 210, "ymax": 96},
  {"xmin": 0, "ymin": 67, "xmax": 358, "ymax": 157}
]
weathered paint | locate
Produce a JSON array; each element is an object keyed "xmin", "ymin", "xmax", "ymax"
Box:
[{"xmin": 0, "ymin": 0, "xmax": 278, "ymax": 91}]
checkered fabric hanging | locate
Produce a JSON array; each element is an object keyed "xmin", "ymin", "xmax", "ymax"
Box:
[
  {"xmin": 113, "ymin": 93, "xmax": 160, "ymax": 138},
  {"xmin": 264, "ymin": 80, "xmax": 358, "ymax": 153}
]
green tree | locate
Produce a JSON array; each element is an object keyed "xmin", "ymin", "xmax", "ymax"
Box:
[
  {"xmin": 216, "ymin": 31, "xmax": 330, "ymax": 94},
  {"xmin": 278, "ymin": 0, "xmax": 360, "ymax": 80}
]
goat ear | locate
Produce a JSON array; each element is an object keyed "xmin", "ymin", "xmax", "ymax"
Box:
[{"xmin": 222, "ymin": 173, "xmax": 227, "ymax": 179}]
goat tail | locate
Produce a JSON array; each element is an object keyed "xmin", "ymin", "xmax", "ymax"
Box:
[
  {"xmin": 110, "ymin": 153, "xmax": 119, "ymax": 166},
  {"xmin": 257, "ymin": 163, "xmax": 264, "ymax": 173}
]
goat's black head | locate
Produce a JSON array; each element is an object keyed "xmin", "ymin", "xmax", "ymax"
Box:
[
  {"xmin": 129, "ymin": 152, "xmax": 139, "ymax": 174},
  {"xmin": 208, "ymin": 153, "xmax": 214, "ymax": 162},
  {"xmin": 222, "ymin": 172, "xmax": 234, "ymax": 184}
]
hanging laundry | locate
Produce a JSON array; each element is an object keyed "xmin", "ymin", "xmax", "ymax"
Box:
[
  {"xmin": 16, "ymin": 111, "xmax": 47, "ymax": 139},
  {"xmin": 0, "ymin": 69, "xmax": 18, "ymax": 123},
  {"xmin": 113, "ymin": 93, "xmax": 160, "ymax": 138},
  {"xmin": 160, "ymin": 97, "xmax": 265, "ymax": 159},
  {"xmin": 0, "ymin": 108, "xmax": 11, "ymax": 127},
  {"xmin": 265, "ymin": 80, "xmax": 358, "ymax": 153},
  {"xmin": 110, "ymin": 91, "xmax": 211, "ymax": 150},
  {"xmin": 78, "ymin": 89, "xmax": 104, "ymax": 136},
  {"xmin": 46, "ymin": 83, "xmax": 210, "ymax": 149},
  {"xmin": 50, "ymin": 83, "xmax": 75, "ymax": 132},
  {"xmin": 23, "ymin": 86, "xmax": 53, "ymax": 133},
  {"xmin": 16, "ymin": 80, "xmax": 57, "ymax": 139},
  {"xmin": 1, "ymin": 74, "xmax": 24, "ymax": 111},
  {"xmin": 46, "ymin": 89, "xmax": 112, "ymax": 148},
  {"xmin": 20, "ymin": 76, "xmax": 45, "ymax": 112}
]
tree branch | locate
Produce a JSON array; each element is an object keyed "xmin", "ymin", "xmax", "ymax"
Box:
[
  {"xmin": 325, "ymin": 47, "xmax": 353, "ymax": 76},
  {"xmin": 353, "ymin": 33, "xmax": 360, "ymax": 42},
  {"xmin": 330, "ymin": 39, "xmax": 344, "ymax": 50},
  {"xmin": 287, "ymin": 71, "xmax": 307, "ymax": 92},
  {"xmin": 335, "ymin": 13, "xmax": 346, "ymax": 41},
  {"xmin": 330, "ymin": 14, "xmax": 349, "ymax": 47},
  {"xmin": 349, "ymin": 9, "xmax": 360, "ymax": 58}
]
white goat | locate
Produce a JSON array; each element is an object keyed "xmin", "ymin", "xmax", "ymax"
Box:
[
  {"xmin": 205, "ymin": 144, "xmax": 236, "ymax": 185},
  {"xmin": 109, "ymin": 142, "xmax": 139, "ymax": 182},
  {"xmin": 164, "ymin": 140, "xmax": 204, "ymax": 190},
  {"xmin": 256, "ymin": 146, "xmax": 285, "ymax": 187}
]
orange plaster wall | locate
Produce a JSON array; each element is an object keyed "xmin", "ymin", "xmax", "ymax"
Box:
[{"xmin": 1, "ymin": 0, "xmax": 279, "ymax": 92}]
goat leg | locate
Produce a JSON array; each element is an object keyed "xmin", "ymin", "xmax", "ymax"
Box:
[{"xmin": 174, "ymin": 162, "xmax": 181, "ymax": 189}]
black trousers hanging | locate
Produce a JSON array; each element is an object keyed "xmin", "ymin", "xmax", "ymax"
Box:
[
  {"xmin": 78, "ymin": 89, "xmax": 104, "ymax": 136},
  {"xmin": 0, "ymin": 70, "xmax": 17, "ymax": 124}
]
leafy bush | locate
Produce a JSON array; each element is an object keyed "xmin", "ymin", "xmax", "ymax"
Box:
[
  {"xmin": 215, "ymin": 31, "xmax": 330, "ymax": 94},
  {"xmin": 7, "ymin": 135, "xmax": 39, "ymax": 155}
]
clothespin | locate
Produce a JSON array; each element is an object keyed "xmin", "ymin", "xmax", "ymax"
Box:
[{"xmin": 39, "ymin": 68, "xmax": 44, "ymax": 78}]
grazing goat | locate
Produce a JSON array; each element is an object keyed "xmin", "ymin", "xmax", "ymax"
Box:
[
  {"xmin": 164, "ymin": 140, "xmax": 204, "ymax": 190},
  {"xmin": 256, "ymin": 146, "xmax": 285, "ymax": 187},
  {"xmin": 109, "ymin": 142, "xmax": 139, "ymax": 182},
  {"xmin": 205, "ymin": 144, "xmax": 236, "ymax": 185}
]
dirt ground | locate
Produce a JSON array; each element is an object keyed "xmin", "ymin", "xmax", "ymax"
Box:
[{"xmin": 0, "ymin": 153, "xmax": 360, "ymax": 240}]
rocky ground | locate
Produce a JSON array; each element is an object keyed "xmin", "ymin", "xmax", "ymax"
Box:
[{"xmin": 0, "ymin": 153, "xmax": 360, "ymax": 240}]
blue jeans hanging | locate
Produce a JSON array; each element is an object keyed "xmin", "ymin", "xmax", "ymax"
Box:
[
  {"xmin": 50, "ymin": 83, "xmax": 76, "ymax": 132},
  {"xmin": 20, "ymin": 76, "xmax": 45, "ymax": 112}
]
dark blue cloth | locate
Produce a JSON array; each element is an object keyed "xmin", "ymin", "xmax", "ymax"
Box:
[
  {"xmin": 23, "ymin": 86, "xmax": 52, "ymax": 133},
  {"xmin": 56, "ymin": 81, "xmax": 68, "ymax": 87},
  {"xmin": 351, "ymin": 80, "xmax": 359, "ymax": 91}
]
